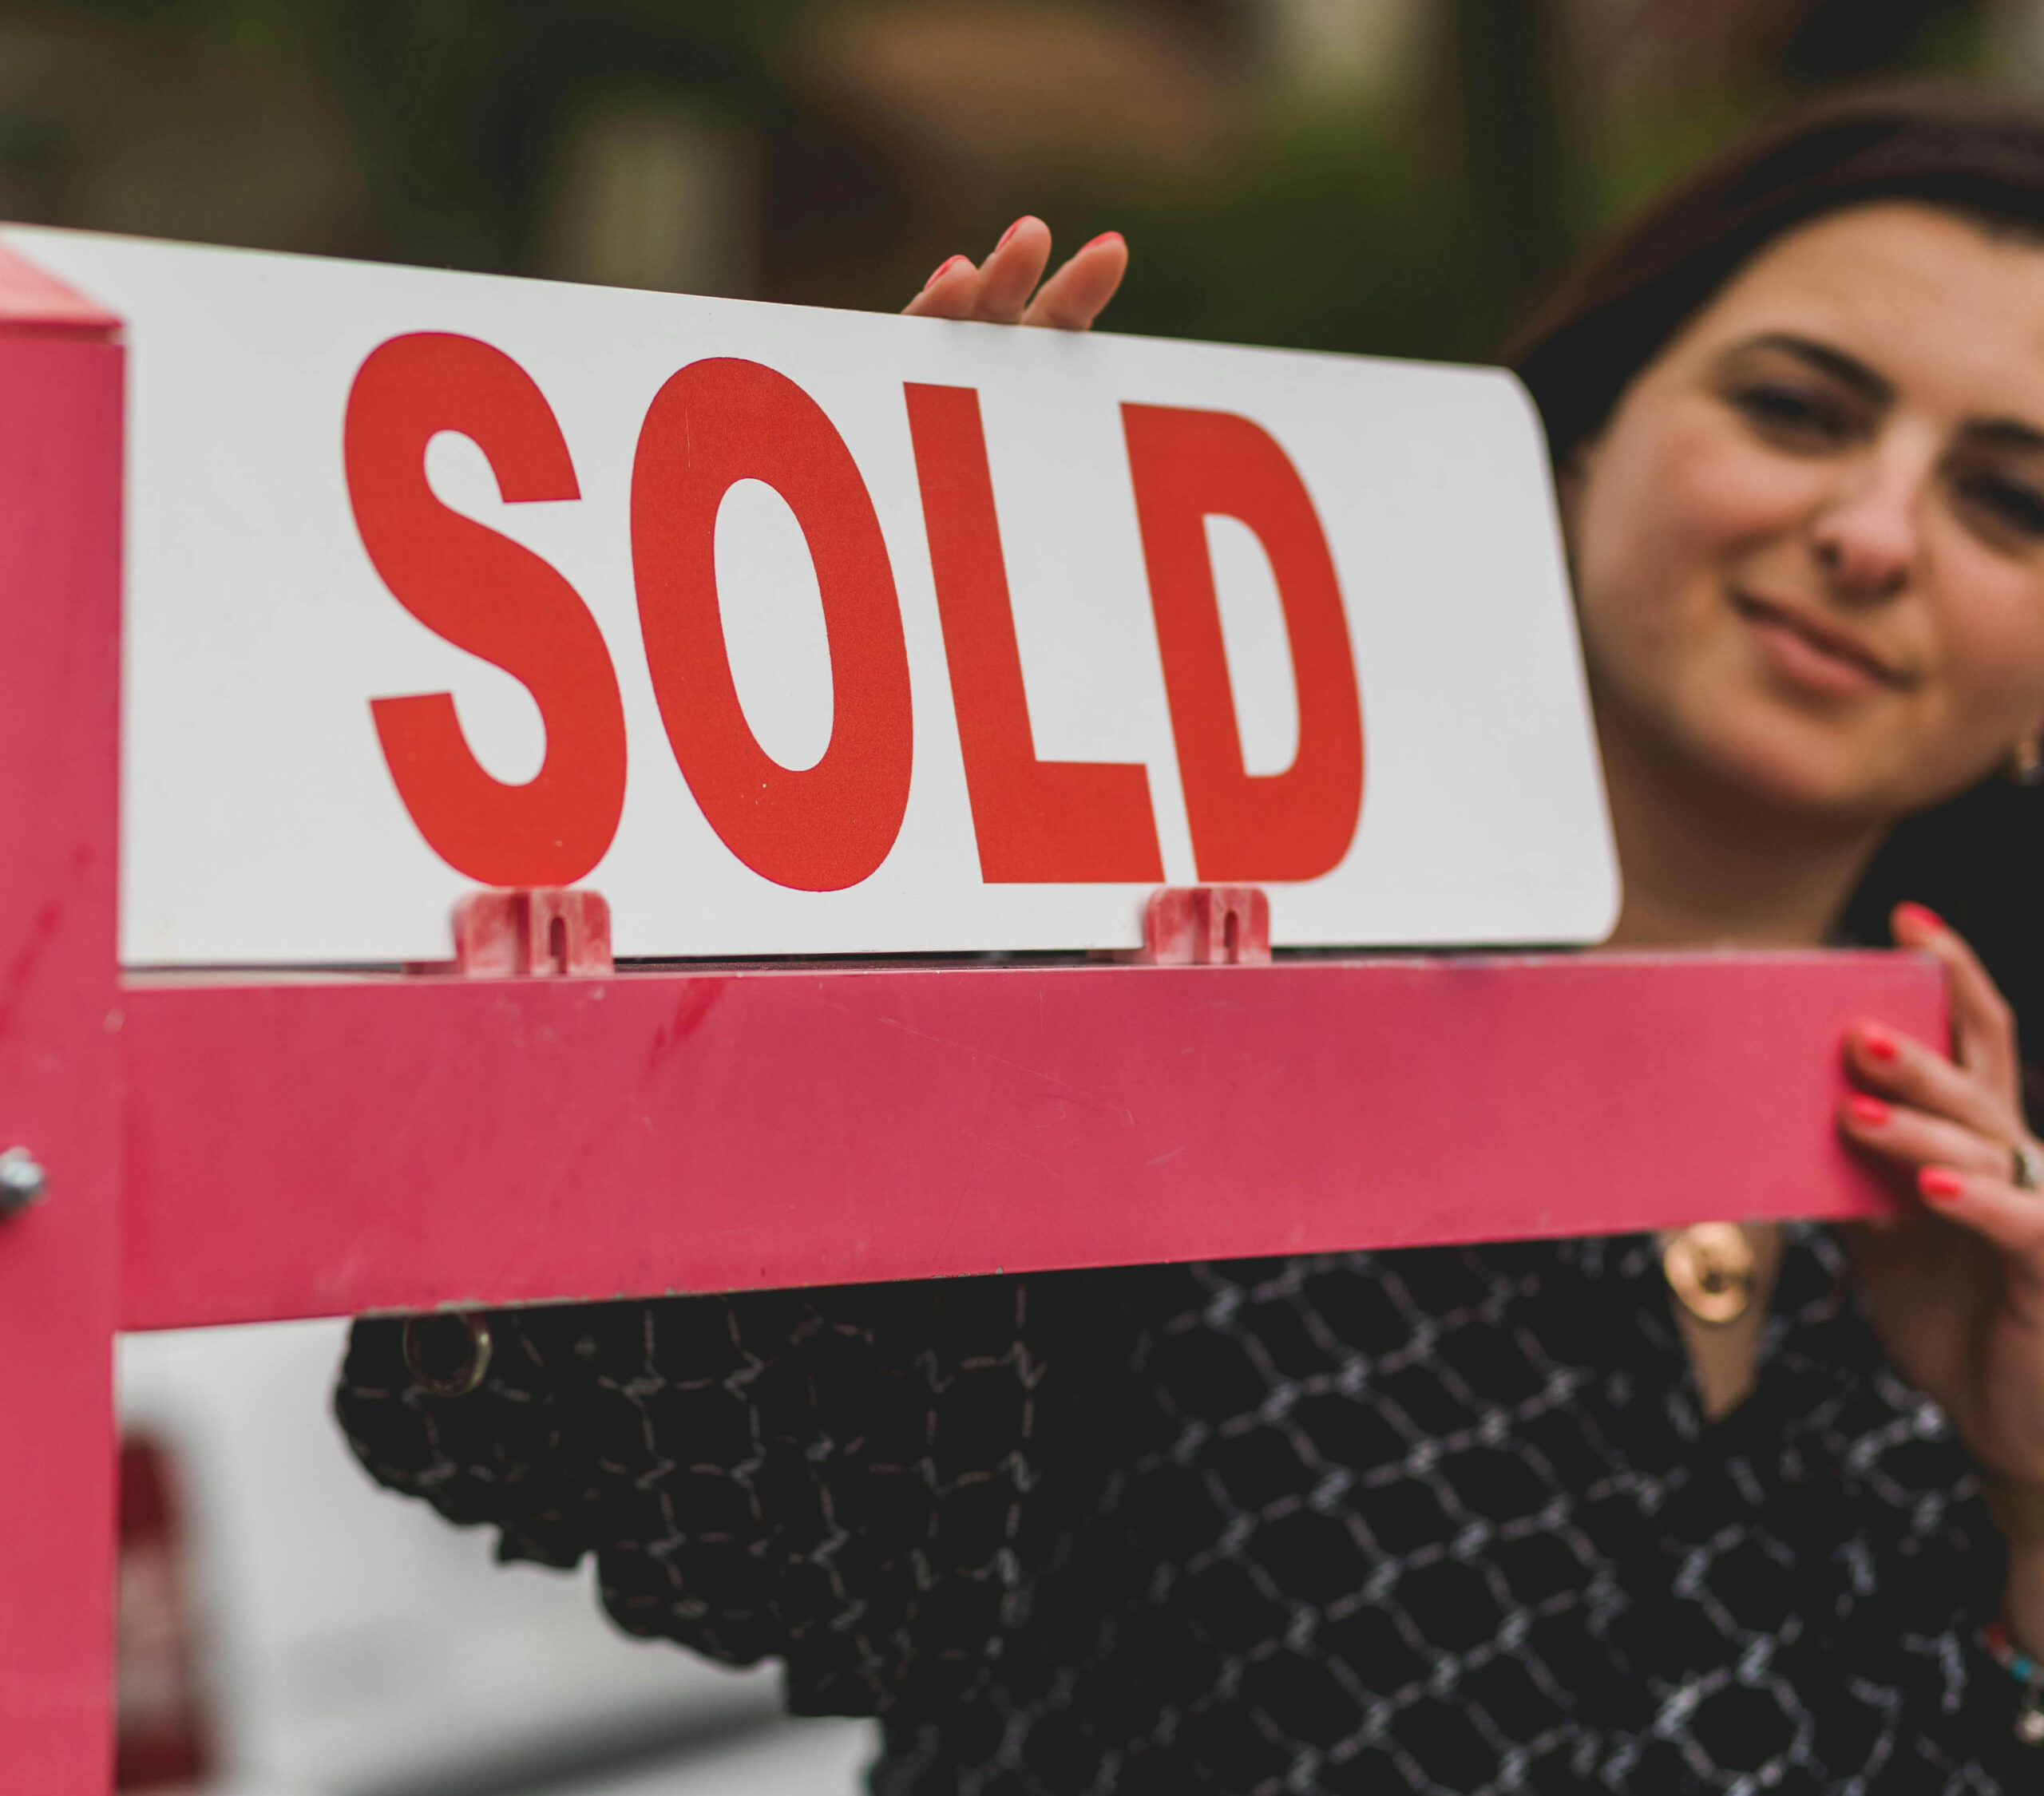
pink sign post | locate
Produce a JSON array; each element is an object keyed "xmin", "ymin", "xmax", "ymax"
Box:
[{"xmin": 0, "ymin": 248, "xmax": 125, "ymax": 1792}]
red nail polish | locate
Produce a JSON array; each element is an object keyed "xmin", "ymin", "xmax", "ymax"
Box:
[
  {"xmin": 1860, "ymin": 1024, "xmax": 1899, "ymax": 1062},
  {"xmin": 922, "ymin": 254, "xmax": 971, "ymax": 291},
  {"xmin": 1847, "ymin": 1094, "xmax": 1890, "ymax": 1125},
  {"xmin": 996, "ymin": 220, "xmax": 1022, "ymax": 251},
  {"xmin": 1895, "ymin": 902, "xmax": 1946, "ymax": 936},
  {"xmin": 1081, "ymin": 231, "xmax": 1124, "ymax": 253},
  {"xmin": 1919, "ymin": 1167, "xmax": 1965, "ymax": 1201}
]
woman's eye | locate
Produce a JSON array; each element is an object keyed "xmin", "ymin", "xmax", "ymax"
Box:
[
  {"xmin": 1728, "ymin": 382, "xmax": 1852, "ymax": 444},
  {"xmin": 1954, "ymin": 469, "xmax": 2044, "ymax": 540}
]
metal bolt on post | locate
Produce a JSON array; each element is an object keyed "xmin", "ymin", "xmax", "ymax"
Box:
[{"xmin": 0, "ymin": 1147, "xmax": 47, "ymax": 1217}]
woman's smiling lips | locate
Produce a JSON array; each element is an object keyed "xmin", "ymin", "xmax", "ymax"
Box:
[{"xmin": 1730, "ymin": 588, "xmax": 1909, "ymax": 696}]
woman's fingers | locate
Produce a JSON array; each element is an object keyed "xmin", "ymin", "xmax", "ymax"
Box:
[
  {"xmin": 1023, "ymin": 231, "xmax": 1128, "ymax": 330},
  {"xmin": 1847, "ymin": 1019, "xmax": 2024, "ymax": 1145},
  {"xmin": 971, "ymin": 216, "xmax": 1053, "ymax": 323},
  {"xmin": 902, "ymin": 219, "xmax": 1124, "ymax": 331},
  {"xmin": 1912, "ymin": 1165, "xmax": 2044, "ymax": 1272},
  {"xmin": 903, "ymin": 254, "xmax": 980, "ymax": 320},
  {"xmin": 1844, "ymin": 1095, "xmax": 2044, "ymax": 1308},
  {"xmin": 901, "ymin": 218, "xmax": 1052, "ymax": 324},
  {"xmin": 1840, "ymin": 1090, "xmax": 2020, "ymax": 1179},
  {"xmin": 1892, "ymin": 902, "xmax": 2021, "ymax": 1096}
]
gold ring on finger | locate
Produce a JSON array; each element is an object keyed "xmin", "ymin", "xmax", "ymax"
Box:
[{"xmin": 2013, "ymin": 1139, "xmax": 2043, "ymax": 1193}]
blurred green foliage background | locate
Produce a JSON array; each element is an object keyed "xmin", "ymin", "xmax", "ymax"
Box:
[{"xmin": 4, "ymin": 1, "xmax": 2034, "ymax": 360}]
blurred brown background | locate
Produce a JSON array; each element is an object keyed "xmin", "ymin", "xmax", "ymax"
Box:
[{"xmin": 9, "ymin": 1, "xmax": 2041, "ymax": 365}]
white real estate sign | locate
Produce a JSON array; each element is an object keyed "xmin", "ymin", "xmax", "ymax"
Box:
[{"xmin": 7, "ymin": 227, "xmax": 1618, "ymax": 966}]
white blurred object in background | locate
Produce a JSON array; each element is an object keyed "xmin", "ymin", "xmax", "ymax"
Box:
[{"xmin": 117, "ymin": 1316, "xmax": 873, "ymax": 1796}]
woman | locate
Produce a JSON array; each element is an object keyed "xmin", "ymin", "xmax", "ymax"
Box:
[{"xmin": 341, "ymin": 86, "xmax": 2044, "ymax": 1789}]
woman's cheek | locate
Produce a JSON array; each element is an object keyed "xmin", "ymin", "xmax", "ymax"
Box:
[
  {"xmin": 1932, "ymin": 563, "xmax": 2044, "ymax": 737},
  {"xmin": 1888, "ymin": 548, "xmax": 2044, "ymax": 801},
  {"xmin": 1577, "ymin": 415, "xmax": 1792, "ymax": 655},
  {"xmin": 1656, "ymin": 414, "xmax": 1819, "ymax": 556}
]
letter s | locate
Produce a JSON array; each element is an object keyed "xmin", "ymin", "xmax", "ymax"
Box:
[{"xmin": 346, "ymin": 332, "xmax": 627, "ymax": 888}]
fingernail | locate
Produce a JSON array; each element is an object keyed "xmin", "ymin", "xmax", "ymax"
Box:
[
  {"xmin": 923, "ymin": 254, "xmax": 971, "ymax": 291},
  {"xmin": 995, "ymin": 217, "xmax": 1033, "ymax": 251},
  {"xmin": 1919, "ymin": 1167, "xmax": 1965, "ymax": 1201},
  {"xmin": 1895, "ymin": 902, "xmax": 1946, "ymax": 936},
  {"xmin": 1081, "ymin": 231, "xmax": 1124, "ymax": 253},
  {"xmin": 1847, "ymin": 1094, "xmax": 1891, "ymax": 1125},
  {"xmin": 1860, "ymin": 1023, "xmax": 1899, "ymax": 1062}
]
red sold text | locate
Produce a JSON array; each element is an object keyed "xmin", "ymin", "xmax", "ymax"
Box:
[{"xmin": 345, "ymin": 334, "xmax": 1365, "ymax": 892}]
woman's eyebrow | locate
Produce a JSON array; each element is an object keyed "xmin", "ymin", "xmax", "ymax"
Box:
[
  {"xmin": 1727, "ymin": 332, "xmax": 1893, "ymax": 405},
  {"xmin": 1725, "ymin": 338, "xmax": 2044, "ymax": 451},
  {"xmin": 1960, "ymin": 416, "xmax": 2044, "ymax": 455}
]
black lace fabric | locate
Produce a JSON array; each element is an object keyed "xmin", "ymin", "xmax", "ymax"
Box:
[{"xmin": 336, "ymin": 1228, "xmax": 2033, "ymax": 1791}]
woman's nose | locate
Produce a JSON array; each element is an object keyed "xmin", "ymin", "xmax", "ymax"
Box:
[{"xmin": 1809, "ymin": 461, "xmax": 1922, "ymax": 602}]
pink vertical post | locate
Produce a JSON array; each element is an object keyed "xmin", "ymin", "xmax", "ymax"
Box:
[{"xmin": 0, "ymin": 256, "xmax": 125, "ymax": 1791}]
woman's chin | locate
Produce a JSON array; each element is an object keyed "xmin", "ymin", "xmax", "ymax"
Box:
[{"xmin": 1666, "ymin": 715, "xmax": 1909, "ymax": 828}]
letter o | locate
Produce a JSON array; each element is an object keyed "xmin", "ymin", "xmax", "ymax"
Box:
[{"xmin": 631, "ymin": 358, "xmax": 913, "ymax": 891}]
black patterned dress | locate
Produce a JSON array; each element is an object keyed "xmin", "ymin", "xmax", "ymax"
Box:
[{"xmin": 337, "ymin": 1228, "xmax": 2037, "ymax": 1791}]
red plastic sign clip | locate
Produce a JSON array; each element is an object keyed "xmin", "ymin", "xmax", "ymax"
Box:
[
  {"xmin": 1141, "ymin": 887, "xmax": 1271, "ymax": 965},
  {"xmin": 450, "ymin": 888, "xmax": 613, "ymax": 977}
]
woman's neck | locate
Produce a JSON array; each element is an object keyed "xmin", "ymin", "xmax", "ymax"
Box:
[{"xmin": 1595, "ymin": 707, "xmax": 1889, "ymax": 951}]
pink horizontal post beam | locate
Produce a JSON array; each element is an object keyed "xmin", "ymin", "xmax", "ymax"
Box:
[{"xmin": 117, "ymin": 950, "xmax": 1943, "ymax": 1333}]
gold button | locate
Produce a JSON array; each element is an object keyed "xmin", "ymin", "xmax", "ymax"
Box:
[{"xmin": 1662, "ymin": 1223, "xmax": 1756, "ymax": 1326}]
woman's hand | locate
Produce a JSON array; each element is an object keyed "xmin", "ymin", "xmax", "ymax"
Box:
[
  {"xmin": 1840, "ymin": 901, "xmax": 2044, "ymax": 1492},
  {"xmin": 902, "ymin": 216, "xmax": 1127, "ymax": 330}
]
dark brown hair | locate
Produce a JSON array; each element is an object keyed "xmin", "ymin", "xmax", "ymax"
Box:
[
  {"xmin": 1508, "ymin": 81, "xmax": 2044, "ymax": 465},
  {"xmin": 1504, "ymin": 81, "xmax": 2044, "ymax": 1054}
]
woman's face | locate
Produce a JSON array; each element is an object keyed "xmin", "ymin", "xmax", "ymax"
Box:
[{"xmin": 1568, "ymin": 200, "xmax": 2044, "ymax": 825}]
